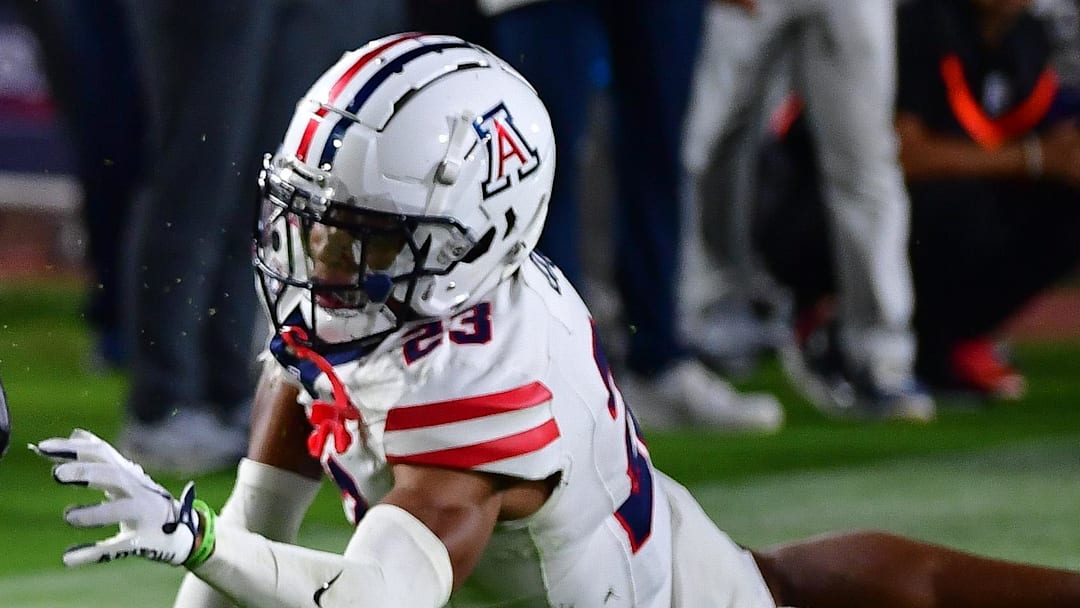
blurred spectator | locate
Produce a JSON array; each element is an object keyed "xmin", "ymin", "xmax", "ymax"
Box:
[
  {"xmin": 755, "ymin": 0, "xmax": 1080, "ymax": 401},
  {"xmin": 896, "ymin": 0, "xmax": 1080, "ymax": 398},
  {"xmin": 117, "ymin": 0, "xmax": 405, "ymax": 475},
  {"xmin": 680, "ymin": 0, "xmax": 934, "ymax": 422},
  {"xmin": 14, "ymin": 0, "xmax": 144, "ymax": 370},
  {"xmin": 478, "ymin": 0, "xmax": 783, "ymax": 432},
  {"xmin": 676, "ymin": 1, "xmax": 795, "ymax": 378}
]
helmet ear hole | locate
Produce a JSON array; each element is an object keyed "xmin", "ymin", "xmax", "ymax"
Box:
[{"xmin": 460, "ymin": 227, "xmax": 496, "ymax": 263}]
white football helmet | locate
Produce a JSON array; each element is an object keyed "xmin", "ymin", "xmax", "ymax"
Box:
[{"xmin": 254, "ymin": 33, "xmax": 555, "ymax": 350}]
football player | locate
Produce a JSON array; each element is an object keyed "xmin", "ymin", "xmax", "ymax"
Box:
[{"xmin": 35, "ymin": 34, "xmax": 1080, "ymax": 608}]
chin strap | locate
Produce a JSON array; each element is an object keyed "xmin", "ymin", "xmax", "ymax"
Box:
[{"xmin": 280, "ymin": 326, "xmax": 365, "ymax": 458}]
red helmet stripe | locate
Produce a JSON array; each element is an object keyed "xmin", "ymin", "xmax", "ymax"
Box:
[
  {"xmin": 295, "ymin": 107, "xmax": 328, "ymax": 163},
  {"xmin": 295, "ymin": 32, "xmax": 424, "ymax": 162}
]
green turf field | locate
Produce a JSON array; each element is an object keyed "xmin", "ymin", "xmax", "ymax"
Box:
[{"xmin": 1, "ymin": 281, "xmax": 1079, "ymax": 606}]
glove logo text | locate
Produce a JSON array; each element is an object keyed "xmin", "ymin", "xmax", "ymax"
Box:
[{"xmin": 98, "ymin": 548, "xmax": 178, "ymax": 564}]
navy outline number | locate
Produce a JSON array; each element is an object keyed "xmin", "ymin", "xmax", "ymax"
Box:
[
  {"xmin": 590, "ymin": 320, "xmax": 653, "ymax": 553},
  {"xmin": 403, "ymin": 303, "xmax": 493, "ymax": 364},
  {"xmin": 450, "ymin": 302, "xmax": 493, "ymax": 344},
  {"xmin": 403, "ymin": 320, "xmax": 443, "ymax": 364}
]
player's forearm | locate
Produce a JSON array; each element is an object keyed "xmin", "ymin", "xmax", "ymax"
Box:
[
  {"xmin": 899, "ymin": 132, "xmax": 1029, "ymax": 180},
  {"xmin": 896, "ymin": 114, "xmax": 1032, "ymax": 181},
  {"xmin": 247, "ymin": 361, "xmax": 324, "ymax": 479},
  {"xmin": 191, "ymin": 524, "xmax": 350, "ymax": 608},
  {"xmin": 190, "ymin": 504, "xmax": 452, "ymax": 608},
  {"xmin": 174, "ymin": 458, "xmax": 322, "ymax": 608}
]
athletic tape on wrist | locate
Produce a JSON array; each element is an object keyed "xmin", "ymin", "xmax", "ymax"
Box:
[{"xmin": 185, "ymin": 499, "xmax": 217, "ymax": 569}]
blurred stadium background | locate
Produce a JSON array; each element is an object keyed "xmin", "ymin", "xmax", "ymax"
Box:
[{"xmin": 0, "ymin": 5, "xmax": 1079, "ymax": 606}]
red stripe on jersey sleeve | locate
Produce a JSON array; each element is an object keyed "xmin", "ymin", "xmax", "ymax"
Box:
[
  {"xmin": 386, "ymin": 418, "xmax": 560, "ymax": 469},
  {"xmin": 385, "ymin": 381, "xmax": 553, "ymax": 431}
]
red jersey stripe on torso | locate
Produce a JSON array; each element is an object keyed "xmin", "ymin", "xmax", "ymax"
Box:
[
  {"xmin": 295, "ymin": 32, "xmax": 423, "ymax": 162},
  {"xmin": 385, "ymin": 418, "xmax": 560, "ymax": 468},
  {"xmin": 385, "ymin": 381, "xmax": 553, "ymax": 431}
]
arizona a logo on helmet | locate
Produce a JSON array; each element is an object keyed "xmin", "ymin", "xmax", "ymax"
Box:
[{"xmin": 474, "ymin": 102, "xmax": 540, "ymax": 199}]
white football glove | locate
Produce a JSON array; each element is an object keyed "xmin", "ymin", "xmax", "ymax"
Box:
[{"xmin": 31, "ymin": 428, "xmax": 216, "ymax": 568}]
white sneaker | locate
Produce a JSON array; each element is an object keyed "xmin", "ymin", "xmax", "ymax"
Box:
[
  {"xmin": 683, "ymin": 296, "xmax": 793, "ymax": 378},
  {"xmin": 619, "ymin": 359, "xmax": 784, "ymax": 433},
  {"xmin": 118, "ymin": 406, "xmax": 248, "ymax": 476}
]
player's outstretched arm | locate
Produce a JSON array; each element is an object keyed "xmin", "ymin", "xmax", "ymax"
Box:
[
  {"xmin": 187, "ymin": 463, "xmax": 510, "ymax": 607},
  {"xmin": 184, "ymin": 465, "xmax": 509, "ymax": 608},
  {"xmin": 174, "ymin": 362, "xmax": 324, "ymax": 608},
  {"xmin": 192, "ymin": 502, "xmax": 454, "ymax": 607},
  {"xmin": 33, "ymin": 426, "xmax": 459, "ymax": 608}
]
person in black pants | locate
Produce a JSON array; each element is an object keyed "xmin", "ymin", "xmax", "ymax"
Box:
[
  {"xmin": 117, "ymin": 0, "xmax": 405, "ymax": 475},
  {"xmin": 479, "ymin": 0, "xmax": 783, "ymax": 433},
  {"xmin": 15, "ymin": 0, "xmax": 145, "ymax": 370},
  {"xmin": 896, "ymin": 0, "xmax": 1080, "ymax": 398},
  {"xmin": 756, "ymin": 0, "xmax": 1080, "ymax": 401}
]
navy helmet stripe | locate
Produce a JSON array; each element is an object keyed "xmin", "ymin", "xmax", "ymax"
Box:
[{"xmin": 317, "ymin": 41, "xmax": 474, "ymax": 167}]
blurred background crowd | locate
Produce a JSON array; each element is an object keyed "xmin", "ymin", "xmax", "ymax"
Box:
[{"xmin": 0, "ymin": 0, "xmax": 1077, "ymax": 475}]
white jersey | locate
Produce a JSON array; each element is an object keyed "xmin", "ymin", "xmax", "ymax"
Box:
[{"xmin": 269, "ymin": 254, "xmax": 774, "ymax": 608}]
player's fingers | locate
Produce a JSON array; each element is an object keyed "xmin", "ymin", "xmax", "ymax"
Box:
[
  {"xmin": 62, "ymin": 532, "xmax": 136, "ymax": 568},
  {"xmin": 69, "ymin": 428, "xmax": 103, "ymax": 442},
  {"xmin": 48, "ymin": 436, "xmax": 132, "ymax": 471},
  {"xmin": 67, "ymin": 429, "xmax": 131, "ymax": 464},
  {"xmin": 64, "ymin": 498, "xmax": 139, "ymax": 528},
  {"xmin": 31, "ymin": 437, "xmax": 88, "ymax": 462},
  {"xmin": 62, "ymin": 542, "xmax": 108, "ymax": 568},
  {"xmin": 34, "ymin": 428, "xmax": 118, "ymax": 461},
  {"xmin": 52, "ymin": 462, "xmax": 132, "ymax": 495}
]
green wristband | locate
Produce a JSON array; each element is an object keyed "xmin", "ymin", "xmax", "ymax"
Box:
[{"xmin": 184, "ymin": 499, "xmax": 217, "ymax": 569}]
